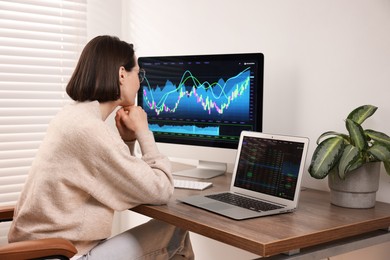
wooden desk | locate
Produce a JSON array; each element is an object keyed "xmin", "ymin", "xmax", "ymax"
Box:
[{"xmin": 132, "ymin": 166, "xmax": 390, "ymax": 258}]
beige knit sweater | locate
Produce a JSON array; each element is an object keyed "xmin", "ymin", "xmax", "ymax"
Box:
[{"xmin": 8, "ymin": 101, "xmax": 173, "ymax": 254}]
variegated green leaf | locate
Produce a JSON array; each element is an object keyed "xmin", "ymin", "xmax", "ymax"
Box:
[
  {"xmin": 368, "ymin": 144, "xmax": 390, "ymax": 162},
  {"xmin": 365, "ymin": 129, "xmax": 390, "ymax": 147},
  {"xmin": 338, "ymin": 145, "xmax": 360, "ymax": 179},
  {"xmin": 348, "ymin": 157, "xmax": 364, "ymax": 172},
  {"xmin": 346, "ymin": 118, "xmax": 367, "ymax": 151},
  {"xmin": 316, "ymin": 131, "xmax": 349, "ymax": 145},
  {"xmin": 347, "ymin": 104, "xmax": 377, "ymax": 124},
  {"xmin": 308, "ymin": 137, "xmax": 344, "ymax": 179}
]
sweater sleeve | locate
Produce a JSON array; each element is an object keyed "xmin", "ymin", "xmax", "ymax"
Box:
[{"xmin": 67, "ymin": 124, "xmax": 173, "ymax": 211}]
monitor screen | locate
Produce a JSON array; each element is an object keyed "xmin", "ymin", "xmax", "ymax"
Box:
[{"xmin": 137, "ymin": 53, "xmax": 263, "ymax": 149}]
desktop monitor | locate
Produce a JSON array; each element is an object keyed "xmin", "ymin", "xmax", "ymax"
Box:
[{"xmin": 137, "ymin": 53, "xmax": 264, "ymax": 179}]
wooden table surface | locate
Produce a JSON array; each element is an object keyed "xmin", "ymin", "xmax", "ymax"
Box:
[{"xmin": 132, "ymin": 165, "xmax": 390, "ymax": 257}]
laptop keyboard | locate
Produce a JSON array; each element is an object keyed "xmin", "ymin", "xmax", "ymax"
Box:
[{"xmin": 206, "ymin": 193, "xmax": 283, "ymax": 212}]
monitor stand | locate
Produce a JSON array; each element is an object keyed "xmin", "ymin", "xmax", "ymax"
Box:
[{"xmin": 172, "ymin": 160, "xmax": 227, "ymax": 179}]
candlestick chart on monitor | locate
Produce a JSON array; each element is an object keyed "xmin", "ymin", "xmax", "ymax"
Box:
[{"xmin": 137, "ymin": 53, "xmax": 263, "ymax": 149}]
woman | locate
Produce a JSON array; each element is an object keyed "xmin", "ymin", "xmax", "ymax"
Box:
[{"xmin": 8, "ymin": 35, "xmax": 194, "ymax": 259}]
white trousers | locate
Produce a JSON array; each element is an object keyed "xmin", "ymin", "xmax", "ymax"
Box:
[{"xmin": 75, "ymin": 219, "xmax": 194, "ymax": 260}]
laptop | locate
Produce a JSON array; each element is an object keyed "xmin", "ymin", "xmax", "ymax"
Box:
[{"xmin": 179, "ymin": 131, "xmax": 309, "ymax": 220}]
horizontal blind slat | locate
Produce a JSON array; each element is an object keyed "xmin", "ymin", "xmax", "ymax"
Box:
[
  {"xmin": 0, "ymin": 108, "xmax": 62, "ymax": 116},
  {"xmin": 0, "ymin": 38, "xmax": 83, "ymax": 52},
  {"xmin": 0, "ymin": 141, "xmax": 41, "ymax": 150},
  {"xmin": 0, "ymin": 133, "xmax": 45, "ymax": 142},
  {"xmin": 0, "ymin": 19, "xmax": 87, "ymax": 34},
  {"xmin": 0, "ymin": 150, "xmax": 38, "ymax": 160},
  {"xmin": 0, "ymin": 47, "xmax": 81, "ymax": 60},
  {"xmin": 0, "ymin": 116, "xmax": 53, "ymax": 125},
  {"xmin": 0, "ymin": 82, "xmax": 66, "ymax": 91},
  {"xmin": 0, "ymin": 90, "xmax": 68, "ymax": 99},
  {"xmin": 0, "ymin": 175, "xmax": 28, "ymax": 185},
  {"xmin": 0, "ymin": 125, "xmax": 48, "ymax": 134},
  {"xmin": 0, "ymin": 193, "xmax": 23, "ymax": 205},
  {"xmin": 0, "ymin": 29, "xmax": 87, "ymax": 45},
  {"xmin": 2, "ymin": 0, "xmax": 87, "ymax": 11},
  {"xmin": 0, "ymin": 158, "xmax": 34, "ymax": 169},
  {"xmin": 0, "ymin": 183, "xmax": 25, "ymax": 193},
  {"xmin": 0, "ymin": 100, "xmax": 70, "ymax": 108},
  {"xmin": 0, "ymin": 55, "xmax": 76, "ymax": 67}
]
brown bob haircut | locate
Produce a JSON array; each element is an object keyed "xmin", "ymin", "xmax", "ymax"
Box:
[{"xmin": 66, "ymin": 35, "xmax": 135, "ymax": 102}]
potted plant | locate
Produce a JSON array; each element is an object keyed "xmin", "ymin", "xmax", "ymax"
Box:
[{"xmin": 308, "ymin": 104, "xmax": 390, "ymax": 208}]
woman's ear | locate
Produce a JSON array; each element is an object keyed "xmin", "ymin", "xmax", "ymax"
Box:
[{"xmin": 119, "ymin": 66, "xmax": 126, "ymax": 82}]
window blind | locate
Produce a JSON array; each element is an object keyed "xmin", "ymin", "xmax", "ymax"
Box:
[{"xmin": 0, "ymin": 0, "xmax": 87, "ymax": 211}]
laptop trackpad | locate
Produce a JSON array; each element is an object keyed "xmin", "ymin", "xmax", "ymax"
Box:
[
  {"xmin": 202, "ymin": 202, "xmax": 261, "ymax": 220},
  {"xmin": 203, "ymin": 202, "xmax": 234, "ymax": 211}
]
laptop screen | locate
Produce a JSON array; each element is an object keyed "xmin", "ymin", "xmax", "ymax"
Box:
[{"xmin": 233, "ymin": 136, "xmax": 305, "ymax": 201}]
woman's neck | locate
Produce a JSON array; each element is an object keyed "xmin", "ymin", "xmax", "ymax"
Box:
[{"xmin": 99, "ymin": 101, "xmax": 119, "ymax": 121}]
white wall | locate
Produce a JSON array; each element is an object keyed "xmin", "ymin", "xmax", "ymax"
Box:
[
  {"xmin": 92, "ymin": 0, "xmax": 390, "ymax": 259},
  {"xmin": 123, "ymin": 0, "xmax": 390, "ymax": 200},
  {"xmin": 122, "ymin": 0, "xmax": 390, "ymax": 259},
  {"xmin": 87, "ymin": 0, "xmax": 121, "ymax": 39}
]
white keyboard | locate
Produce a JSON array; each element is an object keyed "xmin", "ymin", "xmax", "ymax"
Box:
[{"xmin": 173, "ymin": 179, "xmax": 213, "ymax": 190}]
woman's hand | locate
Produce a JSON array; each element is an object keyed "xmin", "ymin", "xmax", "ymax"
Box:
[{"xmin": 115, "ymin": 106, "xmax": 149, "ymax": 141}]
